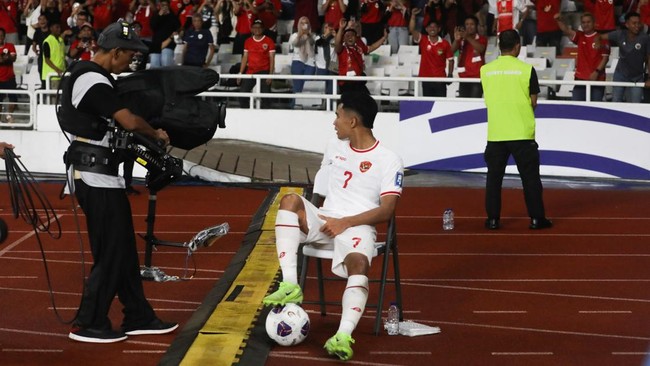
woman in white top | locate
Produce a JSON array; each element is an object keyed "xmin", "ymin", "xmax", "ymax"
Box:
[{"xmin": 289, "ymin": 16, "xmax": 316, "ymax": 108}]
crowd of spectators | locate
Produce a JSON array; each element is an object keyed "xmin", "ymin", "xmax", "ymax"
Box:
[{"xmin": 0, "ymin": 0, "xmax": 650, "ymax": 112}]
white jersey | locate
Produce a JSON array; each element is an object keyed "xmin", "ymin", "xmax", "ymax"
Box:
[{"xmin": 316, "ymin": 138, "xmax": 404, "ymax": 218}]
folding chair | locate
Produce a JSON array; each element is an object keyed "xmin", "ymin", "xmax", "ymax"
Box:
[{"xmin": 298, "ymin": 192, "xmax": 403, "ymax": 335}]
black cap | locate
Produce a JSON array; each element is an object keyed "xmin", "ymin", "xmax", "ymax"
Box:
[
  {"xmin": 339, "ymin": 91, "xmax": 378, "ymax": 129},
  {"xmin": 97, "ymin": 21, "xmax": 148, "ymax": 53}
]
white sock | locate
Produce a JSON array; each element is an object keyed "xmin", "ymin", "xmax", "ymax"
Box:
[
  {"xmin": 338, "ymin": 275, "xmax": 369, "ymax": 335},
  {"xmin": 275, "ymin": 210, "xmax": 301, "ymax": 285}
]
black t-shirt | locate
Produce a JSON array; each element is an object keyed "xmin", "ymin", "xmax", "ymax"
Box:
[
  {"xmin": 530, "ymin": 68, "xmax": 540, "ymax": 95},
  {"xmin": 75, "ymin": 72, "xmax": 124, "ymax": 119}
]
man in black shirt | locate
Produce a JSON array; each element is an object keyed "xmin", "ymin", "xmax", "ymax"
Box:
[{"xmin": 61, "ymin": 21, "xmax": 176, "ymax": 344}]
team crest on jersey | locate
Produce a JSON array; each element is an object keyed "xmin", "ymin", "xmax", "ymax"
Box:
[
  {"xmin": 395, "ymin": 172, "xmax": 403, "ymax": 187},
  {"xmin": 359, "ymin": 161, "xmax": 372, "ymax": 172},
  {"xmin": 263, "ymin": 44, "xmax": 268, "ymax": 50}
]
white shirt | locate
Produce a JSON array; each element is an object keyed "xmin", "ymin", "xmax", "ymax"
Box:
[{"xmin": 316, "ymin": 138, "xmax": 404, "ymax": 218}]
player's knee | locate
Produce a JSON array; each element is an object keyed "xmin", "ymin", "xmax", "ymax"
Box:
[
  {"xmin": 344, "ymin": 253, "xmax": 369, "ymax": 276},
  {"xmin": 279, "ymin": 193, "xmax": 304, "ymax": 212}
]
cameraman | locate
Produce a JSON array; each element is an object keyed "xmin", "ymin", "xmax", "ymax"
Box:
[{"xmin": 61, "ymin": 21, "xmax": 175, "ymax": 344}]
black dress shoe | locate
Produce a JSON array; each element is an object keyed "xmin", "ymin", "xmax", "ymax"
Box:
[
  {"xmin": 485, "ymin": 218, "xmax": 500, "ymax": 230},
  {"xmin": 529, "ymin": 218, "xmax": 553, "ymax": 230}
]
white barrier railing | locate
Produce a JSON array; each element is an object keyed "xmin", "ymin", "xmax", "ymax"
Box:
[
  {"xmin": 1, "ymin": 73, "xmax": 644, "ymax": 129},
  {"xmin": 0, "ymin": 89, "xmax": 35, "ymax": 128}
]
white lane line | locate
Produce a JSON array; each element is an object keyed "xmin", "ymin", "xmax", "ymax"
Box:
[
  {"xmin": 473, "ymin": 311, "xmax": 528, "ymax": 314},
  {"xmin": 269, "ymin": 353, "xmax": 404, "ymax": 366},
  {"xmin": 271, "ymin": 351, "xmax": 310, "ymax": 355},
  {"xmin": 404, "ymin": 279, "xmax": 650, "ymax": 282},
  {"xmin": 3, "ymin": 349, "xmax": 63, "ymax": 353},
  {"xmin": 122, "ymin": 350, "xmax": 167, "ymax": 354},
  {"xmin": 492, "ymin": 352, "xmax": 554, "ymax": 356},
  {"xmin": 47, "ymin": 307, "xmax": 196, "ymax": 312},
  {"xmin": 0, "ymin": 214, "xmax": 63, "ymax": 257},
  {"xmin": 399, "ymin": 233, "xmax": 650, "ymax": 237},
  {"xmin": 406, "ymin": 282, "xmax": 650, "ymax": 304},
  {"xmin": 579, "ymin": 311, "xmax": 632, "ymax": 314},
  {"xmin": 0, "ymin": 287, "xmax": 201, "ymax": 305},
  {"xmin": 370, "ymin": 351, "xmax": 432, "ymax": 355},
  {"xmin": 612, "ymin": 352, "xmax": 650, "ymax": 355},
  {"xmin": 428, "ymin": 319, "xmax": 650, "ymax": 341},
  {"xmin": 401, "ymin": 253, "xmax": 650, "ymax": 257}
]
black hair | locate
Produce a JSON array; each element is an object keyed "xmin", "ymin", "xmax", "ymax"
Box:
[
  {"xmin": 498, "ymin": 29, "xmax": 520, "ymax": 52},
  {"xmin": 465, "ymin": 15, "xmax": 479, "ymax": 26},
  {"xmin": 339, "ymin": 91, "xmax": 378, "ymax": 129},
  {"xmin": 625, "ymin": 11, "xmax": 641, "ymax": 22}
]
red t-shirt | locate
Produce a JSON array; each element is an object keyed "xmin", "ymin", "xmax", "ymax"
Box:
[
  {"xmin": 171, "ymin": 0, "xmax": 182, "ymax": 14},
  {"xmin": 337, "ymin": 39, "xmax": 368, "ymax": 78},
  {"xmin": 244, "ymin": 35, "xmax": 275, "ymax": 74},
  {"xmin": 457, "ymin": 34, "xmax": 487, "ymax": 78},
  {"xmin": 497, "ymin": 0, "xmax": 514, "ymax": 33},
  {"xmin": 0, "ymin": 0, "xmax": 18, "ymax": 34},
  {"xmin": 0, "ymin": 42, "xmax": 15, "ymax": 81},
  {"xmin": 387, "ymin": 4, "xmax": 408, "ymax": 28},
  {"xmin": 134, "ymin": 5, "xmax": 153, "ymax": 38},
  {"xmin": 236, "ymin": 9, "xmax": 253, "ymax": 34},
  {"xmin": 583, "ymin": 0, "xmax": 615, "ymax": 32},
  {"xmin": 254, "ymin": 0, "xmax": 281, "ymax": 30},
  {"xmin": 70, "ymin": 39, "xmax": 93, "ymax": 61},
  {"xmin": 93, "ymin": 0, "xmax": 113, "ymax": 30},
  {"xmin": 571, "ymin": 31, "xmax": 610, "ymax": 80},
  {"xmin": 418, "ymin": 35, "xmax": 452, "ymax": 77},
  {"xmin": 178, "ymin": 3, "xmax": 194, "ymax": 28},
  {"xmin": 360, "ymin": 0, "xmax": 382, "ymax": 24},
  {"xmin": 324, "ymin": 0, "xmax": 345, "ymax": 30},
  {"xmin": 536, "ymin": 0, "xmax": 560, "ymax": 33},
  {"xmin": 640, "ymin": 2, "xmax": 650, "ymax": 26}
]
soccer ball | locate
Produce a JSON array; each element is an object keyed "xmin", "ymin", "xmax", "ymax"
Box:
[{"xmin": 265, "ymin": 303, "xmax": 310, "ymax": 346}]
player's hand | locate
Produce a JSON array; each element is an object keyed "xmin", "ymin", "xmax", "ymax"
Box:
[
  {"xmin": 0, "ymin": 142, "xmax": 15, "ymax": 159},
  {"xmin": 155, "ymin": 129, "xmax": 170, "ymax": 147},
  {"xmin": 318, "ymin": 215, "xmax": 351, "ymax": 237}
]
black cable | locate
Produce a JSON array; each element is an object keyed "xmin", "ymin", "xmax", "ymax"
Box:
[{"xmin": 4, "ymin": 148, "xmax": 84, "ymax": 324}]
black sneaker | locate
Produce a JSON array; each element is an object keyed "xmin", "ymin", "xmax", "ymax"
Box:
[
  {"xmin": 123, "ymin": 318, "xmax": 178, "ymax": 336},
  {"xmin": 68, "ymin": 327, "xmax": 127, "ymax": 344}
]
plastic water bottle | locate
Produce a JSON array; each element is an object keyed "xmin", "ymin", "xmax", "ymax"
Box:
[
  {"xmin": 386, "ymin": 302, "xmax": 400, "ymax": 335},
  {"xmin": 442, "ymin": 208, "xmax": 454, "ymax": 230}
]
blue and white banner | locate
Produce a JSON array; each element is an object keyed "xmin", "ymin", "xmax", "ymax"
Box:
[{"xmin": 399, "ymin": 100, "xmax": 650, "ymax": 180}]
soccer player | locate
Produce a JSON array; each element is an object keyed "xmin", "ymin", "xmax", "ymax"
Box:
[{"xmin": 263, "ymin": 91, "xmax": 404, "ymax": 361}]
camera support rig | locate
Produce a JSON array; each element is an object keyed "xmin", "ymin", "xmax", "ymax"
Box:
[{"xmin": 112, "ymin": 129, "xmax": 229, "ymax": 282}]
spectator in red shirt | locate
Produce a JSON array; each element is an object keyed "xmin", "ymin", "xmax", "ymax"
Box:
[
  {"xmin": 535, "ymin": 0, "xmax": 561, "ymax": 55},
  {"xmin": 92, "ymin": 0, "xmax": 114, "ymax": 32},
  {"xmin": 410, "ymin": 9, "xmax": 454, "ymax": 97},
  {"xmin": 451, "ymin": 15, "xmax": 486, "ymax": 98},
  {"xmin": 232, "ymin": 0, "xmax": 255, "ymax": 54},
  {"xmin": 237, "ymin": 19, "xmax": 275, "ymax": 108},
  {"xmin": 639, "ymin": 0, "xmax": 650, "ymax": 31},
  {"xmin": 0, "ymin": 27, "xmax": 17, "ymax": 123},
  {"xmin": 131, "ymin": 0, "xmax": 154, "ymax": 42},
  {"xmin": 359, "ymin": 0, "xmax": 385, "ymax": 46},
  {"xmin": 322, "ymin": 0, "xmax": 348, "ymax": 30},
  {"xmin": 177, "ymin": 0, "xmax": 194, "ymax": 29},
  {"xmin": 68, "ymin": 22, "xmax": 96, "ymax": 60},
  {"xmin": 0, "ymin": 0, "xmax": 18, "ymax": 45},
  {"xmin": 576, "ymin": 0, "xmax": 615, "ymax": 32},
  {"xmin": 254, "ymin": 0, "xmax": 281, "ymax": 42},
  {"xmin": 386, "ymin": 0, "xmax": 409, "ymax": 54},
  {"xmin": 334, "ymin": 18, "xmax": 386, "ymax": 93},
  {"xmin": 555, "ymin": 12, "xmax": 609, "ymax": 101}
]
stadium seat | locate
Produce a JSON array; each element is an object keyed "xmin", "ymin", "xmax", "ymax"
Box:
[
  {"xmin": 218, "ymin": 43, "xmax": 233, "ymax": 54},
  {"xmin": 526, "ymin": 57, "xmax": 547, "ymax": 70},
  {"xmin": 554, "ymin": 58, "xmax": 575, "ymax": 80},
  {"xmin": 396, "ymin": 45, "xmax": 418, "ymax": 55},
  {"xmin": 533, "ymin": 46, "xmax": 556, "ymax": 66},
  {"xmin": 556, "ymin": 70, "xmax": 574, "ymax": 99},
  {"xmin": 299, "ymin": 192, "xmax": 403, "ymax": 335},
  {"xmin": 398, "ymin": 52, "xmax": 419, "ymax": 66}
]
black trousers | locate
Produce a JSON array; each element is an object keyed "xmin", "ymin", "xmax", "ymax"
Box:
[
  {"xmin": 422, "ymin": 81, "xmax": 447, "ymax": 97},
  {"xmin": 484, "ymin": 140, "xmax": 546, "ymax": 220},
  {"xmin": 239, "ymin": 70, "xmax": 271, "ymax": 108},
  {"xmin": 458, "ymin": 82, "xmax": 483, "ymax": 98},
  {"xmin": 74, "ymin": 179, "xmax": 155, "ymax": 330}
]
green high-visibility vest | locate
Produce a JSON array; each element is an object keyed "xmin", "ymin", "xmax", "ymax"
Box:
[
  {"xmin": 480, "ymin": 55, "xmax": 536, "ymax": 142},
  {"xmin": 42, "ymin": 34, "xmax": 65, "ymax": 82}
]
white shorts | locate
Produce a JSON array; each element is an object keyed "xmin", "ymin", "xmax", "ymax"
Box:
[{"xmin": 298, "ymin": 195, "xmax": 377, "ymax": 278}]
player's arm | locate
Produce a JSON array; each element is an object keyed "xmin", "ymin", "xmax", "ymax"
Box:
[{"xmin": 319, "ymin": 194, "xmax": 399, "ymax": 237}]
